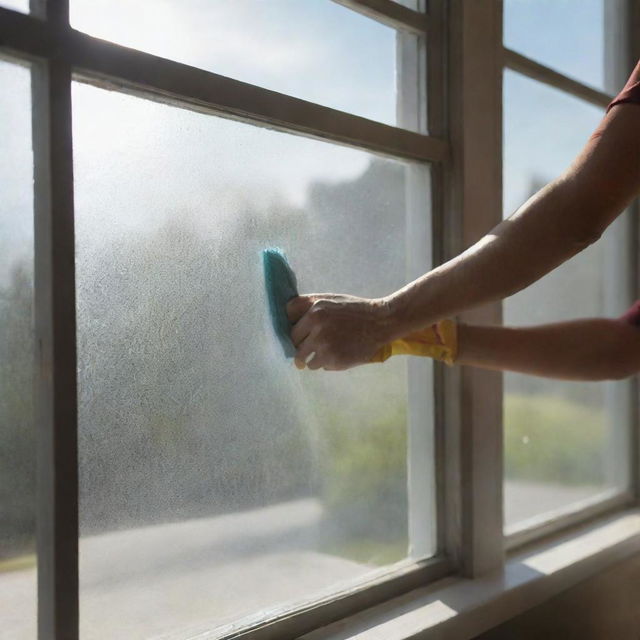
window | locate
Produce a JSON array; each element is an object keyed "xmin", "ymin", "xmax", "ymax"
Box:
[
  {"xmin": 0, "ymin": 1, "xmax": 637, "ymax": 638},
  {"xmin": 73, "ymin": 82, "xmax": 435, "ymax": 638},
  {"xmin": 0, "ymin": 1, "xmax": 445, "ymax": 638},
  {"xmin": 503, "ymin": 0, "xmax": 636, "ymax": 542}
]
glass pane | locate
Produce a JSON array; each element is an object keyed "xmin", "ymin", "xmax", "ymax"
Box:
[
  {"xmin": 74, "ymin": 83, "xmax": 434, "ymax": 638},
  {"xmin": 503, "ymin": 71, "xmax": 631, "ymax": 531},
  {"xmin": 505, "ymin": 0, "xmax": 610, "ymax": 92},
  {"xmin": 393, "ymin": 0, "xmax": 425, "ymax": 9},
  {"xmin": 0, "ymin": 60, "xmax": 36, "ymax": 639},
  {"xmin": 0, "ymin": 0, "xmax": 28, "ymax": 12},
  {"xmin": 70, "ymin": 0, "xmax": 423, "ymax": 131}
]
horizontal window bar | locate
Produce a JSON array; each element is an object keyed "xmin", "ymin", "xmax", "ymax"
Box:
[
  {"xmin": 217, "ymin": 557, "xmax": 452, "ymax": 640},
  {"xmin": 503, "ymin": 48, "xmax": 614, "ymax": 109},
  {"xmin": 505, "ymin": 489, "xmax": 635, "ymax": 551},
  {"xmin": 332, "ymin": 0, "xmax": 428, "ymax": 35},
  {"xmin": 0, "ymin": 7, "xmax": 447, "ymax": 163}
]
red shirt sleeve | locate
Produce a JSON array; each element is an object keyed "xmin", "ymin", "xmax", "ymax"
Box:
[
  {"xmin": 619, "ymin": 300, "xmax": 640, "ymax": 326},
  {"xmin": 608, "ymin": 60, "xmax": 640, "ymax": 111}
]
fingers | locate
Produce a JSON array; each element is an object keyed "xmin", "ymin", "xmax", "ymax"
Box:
[
  {"xmin": 290, "ymin": 313, "xmax": 313, "ymax": 347},
  {"xmin": 286, "ymin": 295, "xmax": 315, "ymax": 324},
  {"xmin": 294, "ymin": 335, "xmax": 318, "ymax": 369}
]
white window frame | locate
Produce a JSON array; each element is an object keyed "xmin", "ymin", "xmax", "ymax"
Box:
[{"xmin": 0, "ymin": 0, "xmax": 638, "ymax": 638}]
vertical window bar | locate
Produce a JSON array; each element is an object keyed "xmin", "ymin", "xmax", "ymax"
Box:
[
  {"xmin": 603, "ymin": 0, "xmax": 637, "ymax": 499},
  {"xmin": 31, "ymin": 0, "xmax": 78, "ymax": 634},
  {"xmin": 396, "ymin": 0, "xmax": 434, "ymax": 561},
  {"xmin": 425, "ymin": 0, "xmax": 451, "ymax": 560},
  {"xmin": 447, "ymin": 0, "xmax": 504, "ymax": 577},
  {"xmin": 626, "ymin": 0, "xmax": 640, "ymax": 503}
]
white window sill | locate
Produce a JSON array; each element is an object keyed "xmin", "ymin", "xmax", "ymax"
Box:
[{"xmin": 300, "ymin": 508, "xmax": 640, "ymax": 640}]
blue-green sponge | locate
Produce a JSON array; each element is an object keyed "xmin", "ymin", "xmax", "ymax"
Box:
[{"xmin": 262, "ymin": 248, "xmax": 298, "ymax": 358}]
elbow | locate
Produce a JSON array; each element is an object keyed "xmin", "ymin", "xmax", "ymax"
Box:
[
  {"xmin": 581, "ymin": 323, "xmax": 640, "ymax": 381},
  {"xmin": 570, "ymin": 224, "xmax": 604, "ymax": 254},
  {"xmin": 580, "ymin": 362, "xmax": 635, "ymax": 382},
  {"xmin": 603, "ymin": 360, "xmax": 639, "ymax": 381},
  {"xmin": 594, "ymin": 346, "xmax": 640, "ymax": 381}
]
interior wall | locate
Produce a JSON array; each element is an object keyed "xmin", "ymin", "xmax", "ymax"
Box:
[{"xmin": 474, "ymin": 554, "xmax": 640, "ymax": 640}]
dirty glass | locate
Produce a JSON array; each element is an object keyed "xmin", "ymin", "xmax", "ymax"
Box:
[
  {"xmin": 0, "ymin": 59, "xmax": 37, "ymax": 640},
  {"xmin": 73, "ymin": 82, "xmax": 435, "ymax": 638},
  {"xmin": 502, "ymin": 70, "xmax": 631, "ymax": 531}
]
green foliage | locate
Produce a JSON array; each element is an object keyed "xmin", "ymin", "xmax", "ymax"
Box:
[
  {"xmin": 504, "ymin": 393, "xmax": 605, "ymax": 485},
  {"xmin": 319, "ymin": 403, "xmax": 408, "ymax": 561}
]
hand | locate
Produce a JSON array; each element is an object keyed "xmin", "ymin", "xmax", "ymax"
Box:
[{"xmin": 286, "ymin": 293, "xmax": 395, "ymax": 371}]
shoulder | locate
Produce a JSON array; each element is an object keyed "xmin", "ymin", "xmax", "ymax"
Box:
[
  {"xmin": 619, "ymin": 300, "xmax": 640, "ymax": 327},
  {"xmin": 608, "ymin": 60, "xmax": 640, "ymax": 112}
]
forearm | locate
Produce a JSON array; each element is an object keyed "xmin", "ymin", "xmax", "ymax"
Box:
[
  {"xmin": 383, "ymin": 106, "xmax": 640, "ymax": 340},
  {"xmin": 456, "ymin": 319, "xmax": 640, "ymax": 381}
]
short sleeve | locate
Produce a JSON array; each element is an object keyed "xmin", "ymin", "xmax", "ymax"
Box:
[
  {"xmin": 607, "ymin": 60, "xmax": 640, "ymax": 112},
  {"xmin": 619, "ymin": 300, "xmax": 640, "ymax": 326}
]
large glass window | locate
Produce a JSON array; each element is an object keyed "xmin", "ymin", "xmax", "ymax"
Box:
[
  {"xmin": 502, "ymin": 71, "xmax": 631, "ymax": 531},
  {"xmin": 70, "ymin": 0, "xmax": 422, "ymax": 130},
  {"xmin": 0, "ymin": 59, "xmax": 36, "ymax": 640},
  {"xmin": 73, "ymin": 82, "xmax": 434, "ymax": 638}
]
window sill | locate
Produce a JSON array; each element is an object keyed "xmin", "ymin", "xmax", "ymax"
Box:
[{"xmin": 300, "ymin": 508, "xmax": 640, "ymax": 640}]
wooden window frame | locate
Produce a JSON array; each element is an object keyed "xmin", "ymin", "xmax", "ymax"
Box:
[{"xmin": 1, "ymin": 0, "xmax": 637, "ymax": 638}]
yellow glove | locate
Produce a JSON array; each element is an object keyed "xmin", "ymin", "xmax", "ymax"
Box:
[{"xmin": 370, "ymin": 318, "xmax": 457, "ymax": 366}]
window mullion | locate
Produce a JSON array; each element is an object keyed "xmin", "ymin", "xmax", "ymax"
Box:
[
  {"xmin": 446, "ymin": 0, "xmax": 504, "ymax": 577},
  {"xmin": 626, "ymin": 0, "xmax": 640, "ymax": 505},
  {"xmin": 331, "ymin": 0, "xmax": 428, "ymax": 35},
  {"xmin": 503, "ymin": 48, "xmax": 613, "ymax": 108},
  {"xmin": 31, "ymin": 0, "xmax": 79, "ymax": 633},
  {"xmin": 0, "ymin": 7, "xmax": 447, "ymax": 164},
  {"xmin": 602, "ymin": 0, "xmax": 639, "ymax": 507}
]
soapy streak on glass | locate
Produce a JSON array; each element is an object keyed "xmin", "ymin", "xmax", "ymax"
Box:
[
  {"xmin": 502, "ymin": 71, "xmax": 630, "ymax": 529},
  {"xmin": 70, "ymin": 0, "xmax": 400, "ymax": 128},
  {"xmin": 73, "ymin": 81, "xmax": 434, "ymax": 639},
  {"xmin": 0, "ymin": 59, "xmax": 37, "ymax": 640}
]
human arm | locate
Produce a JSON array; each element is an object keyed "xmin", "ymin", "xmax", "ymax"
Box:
[
  {"xmin": 456, "ymin": 318, "xmax": 640, "ymax": 381},
  {"xmin": 288, "ymin": 102, "xmax": 640, "ymax": 371},
  {"xmin": 386, "ymin": 104, "xmax": 640, "ymax": 340}
]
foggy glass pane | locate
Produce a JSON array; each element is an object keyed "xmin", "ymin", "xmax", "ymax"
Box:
[
  {"xmin": 0, "ymin": 60, "xmax": 36, "ymax": 639},
  {"xmin": 504, "ymin": 0, "xmax": 607, "ymax": 91},
  {"xmin": 0, "ymin": 1, "xmax": 28, "ymax": 12},
  {"xmin": 73, "ymin": 82, "xmax": 434, "ymax": 638},
  {"xmin": 503, "ymin": 71, "xmax": 631, "ymax": 531},
  {"xmin": 70, "ymin": 0, "xmax": 413, "ymax": 129}
]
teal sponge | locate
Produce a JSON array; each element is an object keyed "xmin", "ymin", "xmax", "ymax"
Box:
[{"xmin": 262, "ymin": 248, "xmax": 298, "ymax": 358}]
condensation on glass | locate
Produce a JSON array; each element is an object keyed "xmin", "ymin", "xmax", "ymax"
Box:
[
  {"xmin": 504, "ymin": 0, "xmax": 625, "ymax": 93},
  {"xmin": 73, "ymin": 82, "xmax": 435, "ymax": 638},
  {"xmin": 69, "ymin": 0, "xmax": 426, "ymax": 132},
  {"xmin": 0, "ymin": 59, "xmax": 37, "ymax": 639},
  {"xmin": 502, "ymin": 70, "xmax": 632, "ymax": 531}
]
